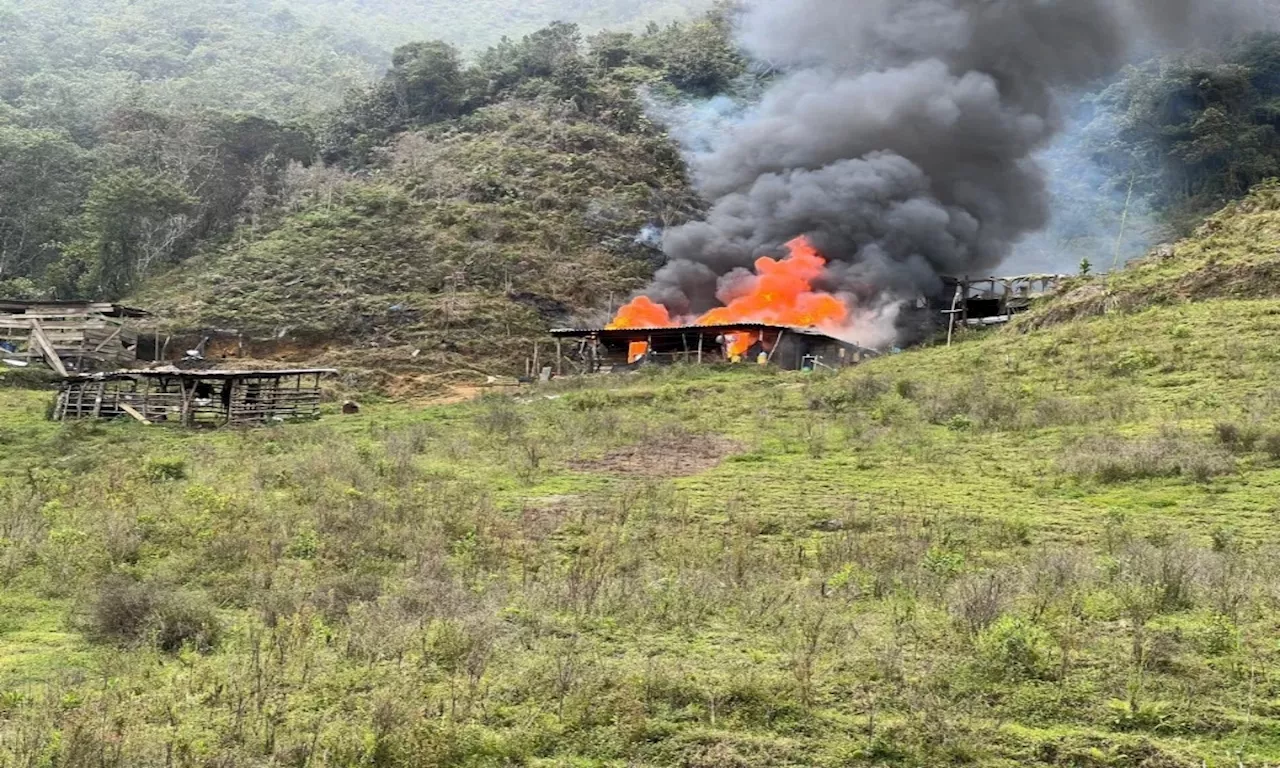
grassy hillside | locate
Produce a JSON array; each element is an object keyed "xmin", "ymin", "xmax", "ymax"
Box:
[
  {"xmin": 8, "ymin": 265, "xmax": 1280, "ymax": 764},
  {"xmin": 134, "ymin": 100, "xmax": 701, "ymax": 380},
  {"xmin": 1024, "ymin": 181, "xmax": 1280, "ymax": 330}
]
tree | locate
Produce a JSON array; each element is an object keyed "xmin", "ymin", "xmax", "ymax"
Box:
[
  {"xmin": 65, "ymin": 169, "xmax": 194, "ymax": 298},
  {"xmin": 390, "ymin": 41, "xmax": 469, "ymax": 124},
  {"xmin": 0, "ymin": 125, "xmax": 87, "ymax": 283},
  {"xmin": 1087, "ymin": 36, "xmax": 1280, "ymax": 230}
]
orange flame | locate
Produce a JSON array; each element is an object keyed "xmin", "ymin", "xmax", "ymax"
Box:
[
  {"xmin": 608, "ymin": 295, "xmax": 673, "ymax": 330},
  {"xmin": 607, "ymin": 237, "xmax": 849, "ymax": 358}
]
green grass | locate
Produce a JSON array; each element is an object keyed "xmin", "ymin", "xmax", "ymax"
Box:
[
  {"xmin": 1026, "ymin": 180, "xmax": 1280, "ymax": 330},
  {"xmin": 5, "ymin": 297, "xmax": 1280, "ymax": 765}
]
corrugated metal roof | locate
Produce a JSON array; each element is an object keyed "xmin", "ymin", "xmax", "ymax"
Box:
[{"xmin": 550, "ymin": 322, "xmax": 842, "ymax": 338}]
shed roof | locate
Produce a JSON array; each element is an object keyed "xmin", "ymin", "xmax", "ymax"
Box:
[
  {"xmin": 0, "ymin": 299, "xmax": 152, "ymax": 318},
  {"xmin": 550, "ymin": 322, "xmax": 844, "ymax": 340},
  {"xmin": 64, "ymin": 366, "xmax": 337, "ymax": 383}
]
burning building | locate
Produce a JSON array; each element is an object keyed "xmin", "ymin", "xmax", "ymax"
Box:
[
  {"xmin": 603, "ymin": 0, "xmax": 1263, "ymax": 358},
  {"xmin": 551, "ymin": 237, "xmax": 879, "ymax": 372},
  {"xmin": 551, "ymin": 322, "xmax": 875, "ymax": 372}
]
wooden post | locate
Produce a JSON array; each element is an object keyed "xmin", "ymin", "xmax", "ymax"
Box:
[
  {"xmin": 555, "ymin": 338, "xmax": 563, "ymax": 377},
  {"xmin": 180, "ymin": 379, "xmax": 195, "ymax": 427},
  {"xmin": 92, "ymin": 381, "xmax": 106, "ymax": 419},
  {"xmin": 947, "ymin": 285, "xmax": 963, "ymax": 348},
  {"xmin": 682, "ymin": 333, "xmax": 689, "ymax": 363},
  {"xmin": 697, "ymin": 334, "xmax": 704, "ymax": 365},
  {"xmin": 119, "ymin": 402, "xmax": 151, "ymax": 425},
  {"xmin": 532, "ymin": 342, "xmax": 540, "ymax": 380}
]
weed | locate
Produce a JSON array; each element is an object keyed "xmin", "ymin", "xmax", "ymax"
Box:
[
  {"xmin": 976, "ymin": 616, "xmax": 1055, "ymax": 681},
  {"xmin": 143, "ymin": 456, "xmax": 188, "ymax": 482}
]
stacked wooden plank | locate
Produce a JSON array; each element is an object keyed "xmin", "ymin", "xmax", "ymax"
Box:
[{"xmin": 0, "ymin": 301, "xmax": 147, "ymax": 372}]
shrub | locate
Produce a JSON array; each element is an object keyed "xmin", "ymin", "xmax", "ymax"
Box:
[
  {"xmin": 475, "ymin": 396, "xmax": 524, "ymax": 436},
  {"xmin": 976, "ymin": 616, "xmax": 1055, "ymax": 681},
  {"xmin": 1214, "ymin": 421, "xmax": 1262, "ymax": 453},
  {"xmin": 1263, "ymin": 432, "xmax": 1280, "ymax": 460},
  {"xmin": 919, "ymin": 376, "xmax": 1023, "ymax": 431},
  {"xmin": 808, "ymin": 374, "xmax": 891, "ymax": 412},
  {"xmin": 1059, "ymin": 429, "xmax": 1235, "ymax": 484},
  {"xmin": 949, "ymin": 571, "xmax": 1015, "ymax": 635},
  {"xmin": 143, "ymin": 456, "xmax": 188, "ymax": 482},
  {"xmin": 89, "ymin": 576, "xmax": 220, "ymax": 652}
]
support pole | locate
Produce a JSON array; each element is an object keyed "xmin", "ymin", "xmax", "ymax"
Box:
[
  {"xmin": 556, "ymin": 338, "xmax": 563, "ymax": 376},
  {"xmin": 947, "ymin": 285, "xmax": 963, "ymax": 348},
  {"xmin": 697, "ymin": 334, "xmax": 704, "ymax": 365}
]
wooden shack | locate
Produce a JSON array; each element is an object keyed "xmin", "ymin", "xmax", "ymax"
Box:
[
  {"xmin": 0, "ymin": 300, "xmax": 152, "ymax": 375},
  {"xmin": 549, "ymin": 323, "xmax": 877, "ymax": 373},
  {"xmin": 54, "ymin": 367, "xmax": 336, "ymax": 427}
]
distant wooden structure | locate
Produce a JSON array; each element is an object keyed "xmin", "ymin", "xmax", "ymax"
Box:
[
  {"xmin": 0, "ymin": 300, "xmax": 152, "ymax": 374},
  {"xmin": 941, "ymin": 274, "xmax": 1067, "ymax": 327},
  {"xmin": 54, "ymin": 367, "xmax": 336, "ymax": 427}
]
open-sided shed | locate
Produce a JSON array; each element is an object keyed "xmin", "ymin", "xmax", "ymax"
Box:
[{"xmin": 54, "ymin": 367, "xmax": 336, "ymax": 427}]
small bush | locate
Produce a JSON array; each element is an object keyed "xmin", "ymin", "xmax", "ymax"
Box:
[
  {"xmin": 976, "ymin": 616, "xmax": 1055, "ymax": 681},
  {"xmin": 1263, "ymin": 432, "xmax": 1280, "ymax": 460},
  {"xmin": 0, "ymin": 367, "xmax": 59, "ymax": 390},
  {"xmin": 919, "ymin": 376, "xmax": 1023, "ymax": 431},
  {"xmin": 144, "ymin": 456, "xmax": 188, "ymax": 482},
  {"xmin": 89, "ymin": 577, "xmax": 220, "ymax": 652},
  {"xmin": 949, "ymin": 571, "xmax": 1014, "ymax": 635},
  {"xmin": 1214, "ymin": 421, "xmax": 1262, "ymax": 453},
  {"xmin": 808, "ymin": 374, "xmax": 891, "ymax": 412},
  {"xmin": 475, "ymin": 396, "xmax": 524, "ymax": 436}
]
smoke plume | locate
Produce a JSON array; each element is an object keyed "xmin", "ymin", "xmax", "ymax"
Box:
[{"xmin": 644, "ymin": 0, "xmax": 1270, "ymax": 325}]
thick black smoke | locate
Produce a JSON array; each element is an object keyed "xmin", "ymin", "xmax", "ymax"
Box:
[{"xmin": 644, "ymin": 0, "xmax": 1270, "ymax": 325}]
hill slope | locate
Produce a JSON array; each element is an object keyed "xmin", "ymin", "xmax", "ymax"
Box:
[
  {"xmin": 1025, "ymin": 181, "xmax": 1280, "ymax": 330},
  {"xmin": 5, "ymin": 192, "xmax": 1280, "ymax": 764},
  {"xmin": 133, "ymin": 99, "xmax": 699, "ymax": 380}
]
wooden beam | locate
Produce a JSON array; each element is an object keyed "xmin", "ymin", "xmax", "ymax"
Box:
[
  {"xmin": 91, "ymin": 326, "xmax": 123, "ymax": 353},
  {"xmin": 119, "ymin": 402, "xmax": 152, "ymax": 425},
  {"xmin": 28, "ymin": 320, "xmax": 68, "ymax": 377}
]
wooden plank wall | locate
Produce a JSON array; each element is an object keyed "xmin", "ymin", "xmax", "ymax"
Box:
[{"xmin": 0, "ymin": 306, "xmax": 139, "ymax": 371}]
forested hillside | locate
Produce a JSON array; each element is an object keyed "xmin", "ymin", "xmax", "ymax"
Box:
[
  {"xmin": 0, "ymin": 0, "xmax": 723, "ymax": 317},
  {"xmin": 5, "ymin": 0, "xmax": 1280, "ymax": 379}
]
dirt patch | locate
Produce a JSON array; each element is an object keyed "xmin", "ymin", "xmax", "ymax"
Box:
[{"xmin": 567, "ymin": 434, "xmax": 742, "ymax": 477}]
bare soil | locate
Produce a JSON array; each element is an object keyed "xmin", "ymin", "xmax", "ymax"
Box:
[{"xmin": 567, "ymin": 434, "xmax": 742, "ymax": 477}]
